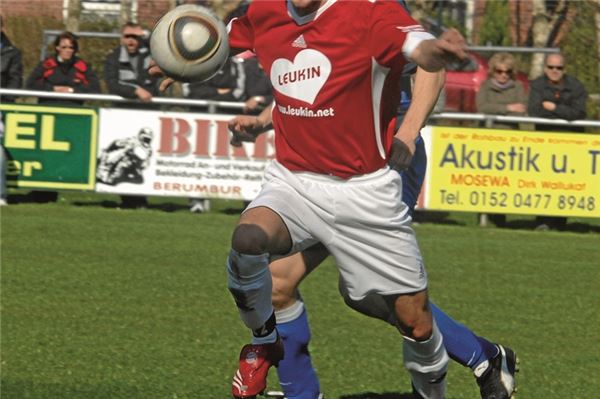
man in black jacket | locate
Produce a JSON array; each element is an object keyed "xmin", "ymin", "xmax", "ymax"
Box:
[
  {"xmin": 104, "ymin": 22, "xmax": 158, "ymax": 208},
  {"xmin": 104, "ymin": 22, "xmax": 158, "ymax": 106},
  {"xmin": 1, "ymin": 17, "xmax": 22, "ymax": 205},
  {"xmin": 528, "ymin": 53, "xmax": 587, "ymax": 131},
  {"xmin": 528, "ymin": 53, "xmax": 587, "ymax": 231},
  {"xmin": 1, "ymin": 17, "xmax": 23, "ymax": 103}
]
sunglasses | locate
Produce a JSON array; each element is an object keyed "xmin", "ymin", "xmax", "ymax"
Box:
[
  {"xmin": 494, "ymin": 68, "xmax": 512, "ymax": 75},
  {"xmin": 546, "ymin": 65, "xmax": 564, "ymax": 71},
  {"xmin": 123, "ymin": 34, "xmax": 141, "ymax": 40}
]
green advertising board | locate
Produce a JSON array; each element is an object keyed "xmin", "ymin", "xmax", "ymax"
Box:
[{"xmin": 0, "ymin": 104, "xmax": 97, "ymax": 190}]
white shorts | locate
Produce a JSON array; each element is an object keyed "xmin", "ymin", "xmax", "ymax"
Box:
[{"xmin": 247, "ymin": 160, "xmax": 427, "ymax": 300}]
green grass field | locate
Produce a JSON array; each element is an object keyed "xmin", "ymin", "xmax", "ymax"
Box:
[{"xmin": 2, "ymin": 193, "xmax": 599, "ymax": 398}]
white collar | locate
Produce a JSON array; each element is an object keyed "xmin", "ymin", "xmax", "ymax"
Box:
[{"xmin": 287, "ymin": 0, "xmax": 337, "ymax": 25}]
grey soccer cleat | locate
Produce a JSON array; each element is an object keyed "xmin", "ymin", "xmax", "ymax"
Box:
[{"xmin": 475, "ymin": 345, "xmax": 519, "ymax": 399}]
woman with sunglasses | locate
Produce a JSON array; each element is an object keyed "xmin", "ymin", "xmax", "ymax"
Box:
[
  {"xmin": 476, "ymin": 52, "xmax": 527, "ymax": 129},
  {"xmin": 475, "ymin": 52, "xmax": 528, "ymax": 227},
  {"xmin": 26, "ymin": 31, "xmax": 100, "ymax": 106}
]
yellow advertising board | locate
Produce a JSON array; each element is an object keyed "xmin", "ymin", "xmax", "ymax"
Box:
[{"xmin": 425, "ymin": 127, "xmax": 600, "ymax": 218}]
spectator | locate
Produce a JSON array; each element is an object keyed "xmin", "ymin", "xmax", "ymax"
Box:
[
  {"xmin": 1, "ymin": 17, "xmax": 23, "ymax": 206},
  {"xmin": 104, "ymin": 22, "xmax": 158, "ymax": 208},
  {"xmin": 184, "ymin": 34, "xmax": 244, "ymax": 212},
  {"xmin": 528, "ymin": 53, "xmax": 587, "ymax": 131},
  {"xmin": 0, "ymin": 112, "xmax": 7, "ymax": 206},
  {"xmin": 1, "ymin": 16, "xmax": 23, "ymax": 103},
  {"xmin": 186, "ymin": 56, "xmax": 245, "ymax": 110},
  {"xmin": 476, "ymin": 52, "xmax": 527, "ymax": 129},
  {"xmin": 476, "ymin": 52, "xmax": 527, "ymax": 227},
  {"xmin": 528, "ymin": 53, "xmax": 587, "ymax": 231},
  {"xmin": 184, "ymin": 57, "xmax": 245, "ymax": 212},
  {"xmin": 26, "ymin": 31, "xmax": 100, "ymax": 106},
  {"xmin": 26, "ymin": 31, "xmax": 99, "ymax": 203},
  {"xmin": 239, "ymin": 56, "xmax": 272, "ymax": 115},
  {"xmin": 104, "ymin": 22, "xmax": 158, "ymax": 106}
]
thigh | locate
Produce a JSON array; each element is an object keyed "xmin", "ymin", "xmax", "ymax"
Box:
[{"xmin": 270, "ymin": 243, "xmax": 330, "ymax": 309}]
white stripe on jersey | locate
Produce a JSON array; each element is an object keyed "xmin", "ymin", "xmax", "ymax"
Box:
[{"xmin": 370, "ymin": 57, "xmax": 390, "ymax": 161}]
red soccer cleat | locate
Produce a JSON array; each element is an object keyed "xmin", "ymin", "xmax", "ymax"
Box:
[{"xmin": 231, "ymin": 338, "xmax": 284, "ymax": 398}]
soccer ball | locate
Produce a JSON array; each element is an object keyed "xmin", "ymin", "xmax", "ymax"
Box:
[{"xmin": 149, "ymin": 4, "xmax": 229, "ymax": 82}]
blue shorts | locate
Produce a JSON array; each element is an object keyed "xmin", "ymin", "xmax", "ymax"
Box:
[{"xmin": 400, "ymin": 134, "xmax": 426, "ymax": 212}]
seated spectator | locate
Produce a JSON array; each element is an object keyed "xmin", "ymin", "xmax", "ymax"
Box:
[
  {"xmin": 185, "ymin": 56, "xmax": 244, "ymax": 212},
  {"xmin": 1, "ymin": 16, "xmax": 23, "ymax": 103},
  {"xmin": 476, "ymin": 52, "xmax": 527, "ymax": 129},
  {"xmin": 186, "ymin": 56, "xmax": 245, "ymax": 111},
  {"xmin": 185, "ymin": 55, "xmax": 245, "ymax": 213},
  {"xmin": 25, "ymin": 31, "xmax": 99, "ymax": 203},
  {"xmin": 476, "ymin": 52, "xmax": 527, "ymax": 227},
  {"xmin": 528, "ymin": 52, "xmax": 587, "ymax": 231},
  {"xmin": 1, "ymin": 16, "xmax": 23, "ymax": 206},
  {"xmin": 240, "ymin": 56, "xmax": 272, "ymax": 115},
  {"xmin": 104, "ymin": 22, "xmax": 158, "ymax": 108},
  {"xmin": 26, "ymin": 31, "xmax": 100, "ymax": 106},
  {"xmin": 104, "ymin": 22, "xmax": 158, "ymax": 208},
  {"xmin": 528, "ymin": 52, "xmax": 586, "ymax": 130}
]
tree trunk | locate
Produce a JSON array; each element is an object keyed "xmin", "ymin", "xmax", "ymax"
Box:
[
  {"xmin": 120, "ymin": 0, "xmax": 133, "ymax": 25},
  {"xmin": 65, "ymin": 0, "xmax": 81, "ymax": 32},
  {"xmin": 594, "ymin": 0, "xmax": 600, "ymax": 88},
  {"xmin": 529, "ymin": 0, "xmax": 568, "ymax": 79}
]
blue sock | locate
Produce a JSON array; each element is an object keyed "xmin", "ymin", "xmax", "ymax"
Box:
[
  {"xmin": 431, "ymin": 302, "xmax": 499, "ymax": 369},
  {"xmin": 275, "ymin": 302, "xmax": 321, "ymax": 399}
]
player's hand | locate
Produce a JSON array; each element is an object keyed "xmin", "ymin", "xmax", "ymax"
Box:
[
  {"xmin": 388, "ymin": 137, "xmax": 415, "ymax": 171},
  {"xmin": 228, "ymin": 115, "xmax": 265, "ymax": 147},
  {"xmin": 435, "ymin": 28, "xmax": 467, "ymax": 63},
  {"xmin": 412, "ymin": 29, "xmax": 467, "ymax": 72}
]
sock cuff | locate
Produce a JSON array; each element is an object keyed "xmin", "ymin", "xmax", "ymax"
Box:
[
  {"xmin": 275, "ymin": 300, "xmax": 305, "ymax": 324},
  {"xmin": 403, "ymin": 319, "xmax": 445, "ymax": 358}
]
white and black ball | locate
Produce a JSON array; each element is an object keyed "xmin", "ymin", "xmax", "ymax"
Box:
[{"xmin": 150, "ymin": 5, "xmax": 229, "ymax": 82}]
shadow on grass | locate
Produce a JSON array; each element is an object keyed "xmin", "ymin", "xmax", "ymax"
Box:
[
  {"xmin": 503, "ymin": 218, "xmax": 600, "ymax": 233},
  {"xmin": 340, "ymin": 393, "xmax": 415, "ymax": 399}
]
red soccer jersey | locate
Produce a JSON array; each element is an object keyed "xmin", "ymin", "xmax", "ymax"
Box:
[{"xmin": 229, "ymin": 0, "xmax": 428, "ymax": 178}]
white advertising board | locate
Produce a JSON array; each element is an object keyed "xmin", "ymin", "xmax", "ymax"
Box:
[{"xmin": 96, "ymin": 108, "xmax": 274, "ymax": 200}]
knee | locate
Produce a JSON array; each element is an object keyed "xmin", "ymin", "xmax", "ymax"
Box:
[
  {"xmin": 231, "ymin": 223, "xmax": 269, "ymax": 255},
  {"xmin": 393, "ymin": 297, "xmax": 433, "ymax": 341},
  {"xmin": 410, "ymin": 321, "xmax": 433, "ymax": 341}
]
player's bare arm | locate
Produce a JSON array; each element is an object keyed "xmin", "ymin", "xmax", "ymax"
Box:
[
  {"xmin": 389, "ymin": 68, "xmax": 445, "ymax": 170},
  {"xmin": 229, "ymin": 104, "xmax": 274, "ymax": 147},
  {"xmin": 411, "ymin": 28, "xmax": 467, "ymax": 72}
]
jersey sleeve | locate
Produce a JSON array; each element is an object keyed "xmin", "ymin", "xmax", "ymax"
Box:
[
  {"xmin": 227, "ymin": 14, "xmax": 254, "ymax": 52},
  {"xmin": 368, "ymin": 1, "xmax": 434, "ymax": 67}
]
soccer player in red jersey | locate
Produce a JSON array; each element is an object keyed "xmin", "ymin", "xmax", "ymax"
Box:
[{"xmin": 223, "ymin": 1, "xmax": 467, "ymax": 398}]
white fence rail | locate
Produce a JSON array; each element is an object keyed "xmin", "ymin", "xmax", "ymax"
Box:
[{"xmin": 2, "ymin": 88, "xmax": 599, "ymax": 129}]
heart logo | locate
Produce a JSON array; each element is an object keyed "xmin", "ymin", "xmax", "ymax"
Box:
[{"xmin": 270, "ymin": 49, "xmax": 331, "ymax": 105}]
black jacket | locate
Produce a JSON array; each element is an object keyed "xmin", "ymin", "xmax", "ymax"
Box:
[
  {"xmin": 187, "ymin": 57, "xmax": 245, "ymax": 102},
  {"xmin": 1, "ymin": 32, "xmax": 23, "ymax": 102},
  {"xmin": 104, "ymin": 45, "xmax": 158, "ymax": 100},
  {"xmin": 241, "ymin": 57, "xmax": 273, "ymax": 114},
  {"xmin": 528, "ymin": 74, "xmax": 587, "ymax": 131},
  {"xmin": 26, "ymin": 55, "xmax": 100, "ymax": 106}
]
